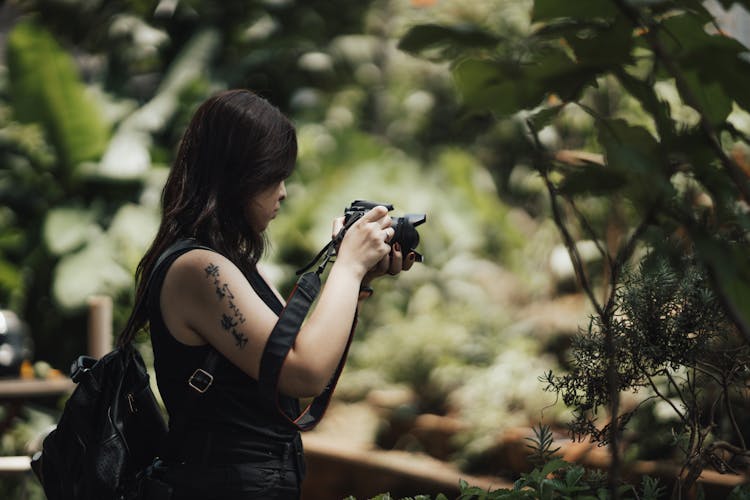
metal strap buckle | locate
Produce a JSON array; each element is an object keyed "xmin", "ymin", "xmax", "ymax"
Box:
[{"xmin": 188, "ymin": 368, "xmax": 214, "ymax": 393}]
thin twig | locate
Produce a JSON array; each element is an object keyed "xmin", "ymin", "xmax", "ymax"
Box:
[
  {"xmin": 527, "ymin": 119, "xmax": 605, "ymax": 317},
  {"xmin": 644, "ymin": 371, "xmax": 686, "ymax": 423},
  {"xmin": 722, "ymin": 374, "xmax": 747, "ymax": 449}
]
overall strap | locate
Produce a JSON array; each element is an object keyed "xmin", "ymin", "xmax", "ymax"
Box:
[{"xmin": 257, "ymin": 271, "xmax": 357, "ymax": 431}]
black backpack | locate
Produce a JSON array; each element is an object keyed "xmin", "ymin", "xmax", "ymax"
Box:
[
  {"xmin": 30, "ymin": 240, "xmax": 217, "ymax": 500},
  {"xmin": 31, "ymin": 345, "xmax": 167, "ymax": 500}
]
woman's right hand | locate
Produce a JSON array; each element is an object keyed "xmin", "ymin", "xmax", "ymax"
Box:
[{"xmin": 334, "ymin": 206, "xmax": 394, "ymax": 279}]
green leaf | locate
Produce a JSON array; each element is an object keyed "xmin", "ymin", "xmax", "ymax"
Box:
[
  {"xmin": 551, "ymin": 16, "xmax": 634, "ymax": 67},
  {"xmin": 670, "ymin": 131, "xmax": 734, "ymax": 205},
  {"xmin": 658, "ymin": 13, "xmax": 715, "ymax": 56},
  {"xmin": 43, "ymin": 207, "xmax": 99, "ymax": 256},
  {"xmin": 540, "ymin": 458, "xmax": 569, "ymax": 477},
  {"xmin": 527, "ymin": 105, "xmax": 565, "ymax": 131},
  {"xmin": 692, "ymin": 233, "xmax": 750, "ymax": 343},
  {"xmin": 541, "ymin": 478, "xmax": 566, "ymax": 498},
  {"xmin": 526, "ymin": 51, "xmax": 601, "ymax": 102},
  {"xmin": 597, "ymin": 119, "xmax": 675, "ymax": 209},
  {"xmin": 453, "ymin": 50, "xmax": 601, "ymax": 116},
  {"xmin": 618, "ymin": 484, "xmax": 635, "ymax": 495},
  {"xmin": 598, "ymin": 120, "xmax": 662, "ymax": 173},
  {"xmin": 107, "ymin": 203, "xmax": 160, "ymax": 268},
  {"xmin": 398, "ymin": 23, "xmax": 502, "ymax": 54},
  {"xmin": 0, "ymin": 257, "xmax": 22, "ymax": 297},
  {"xmin": 6, "ymin": 20, "xmax": 110, "ymax": 175},
  {"xmin": 657, "ymin": 12, "xmax": 750, "ymax": 115},
  {"xmin": 532, "ymin": 0, "xmax": 617, "ymax": 23},
  {"xmin": 453, "ymin": 58, "xmax": 545, "ymax": 115},
  {"xmin": 728, "ymin": 482, "xmax": 750, "ymax": 500},
  {"xmin": 564, "ymin": 465, "xmax": 585, "ymax": 486},
  {"xmin": 641, "ymin": 476, "xmax": 665, "ymax": 500},
  {"xmin": 52, "ymin": 235, "xmax": 132, "ymax": 311},
  {"xmin": 685, "ymin": 46, "xmax": 750, "ymax": 116},
  {"xmin": 680, "ymin": 69, "xmax": 732, "ymax": 128},
  {"xmin": 615, "ymin": 71, "xmax": 675, "ymax": 144},
  {"xmin": 557, "ymin": 164, "xmax": 627, "ymax": 196}
]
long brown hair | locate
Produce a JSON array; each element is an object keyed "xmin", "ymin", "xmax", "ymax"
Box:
[{"xmin": 119, "ymin": 89, "xmax": 297, "ymax": 345}]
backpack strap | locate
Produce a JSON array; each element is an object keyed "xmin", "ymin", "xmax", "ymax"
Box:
[
  {"xmin": 246, "ymin": 271, "xmax": 284, "ymax": 315},
  {"xmin": 145, "ymin": 238, "xmax": 223, "ymax": 394},
  {"xmin": 144, "ymin": 239, "xmax": 222, "ymax": 457}
]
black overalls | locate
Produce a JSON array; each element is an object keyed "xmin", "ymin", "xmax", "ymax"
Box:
[{"xmin": 148, "ymin": 248, "xmax": 305, "ymax": 500}]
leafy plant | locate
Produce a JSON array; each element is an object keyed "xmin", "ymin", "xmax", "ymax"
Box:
[
  {"xmin": 450, "ymin": 428, "xmax": 665, "ymax": 499},
  {"xmin": 399, "ymin": 0, "xmax": 750, "ymax": 495},
  {"xmin": 350, "ymin": 423, "xmax": 669, "ymax": 499},
  {"xmin": 525, "ymin": 424, "xmax": 561, "ymax": 468},
  {"xmin": 543, "ymin": 254, "xmax": 750, "ymax": 491},
  {"xmin": 346, "ymin": 494, "xmax": 449, "ymax": 500},
  {"xmin": 7, "ymin": 19, "xmax": 110, "ymax": 174}
]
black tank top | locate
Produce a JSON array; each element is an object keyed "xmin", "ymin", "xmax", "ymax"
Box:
[{"xmin": 148, "ymin": 247, "xmax": 301, "ymax": 464}]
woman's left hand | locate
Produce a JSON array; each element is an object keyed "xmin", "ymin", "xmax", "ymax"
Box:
[{"xmin": 364, "ymin": 243, "xmax": 416, "ymax": 282}]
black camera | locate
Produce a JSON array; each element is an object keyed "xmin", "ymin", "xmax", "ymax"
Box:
[{"xmin": 343, "ymin": 200, "xmax": 426, "ymax": 263}]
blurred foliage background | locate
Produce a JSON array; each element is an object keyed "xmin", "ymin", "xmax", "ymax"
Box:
[{"xmin": 2, "ymin": 0, "xmax": 750, "ymax": 498}]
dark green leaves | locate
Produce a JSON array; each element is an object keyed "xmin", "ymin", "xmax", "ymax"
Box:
[
  {"xmin": 598, "ymin": 119, "xmax": 672, "ymax": 205},
  {"xmin": 454, "ymin": 58, "xmax": 545, "ymax": 116},
  {"xmin": 398, "ymin": 23, "xmax": 502, "ymax": 56},
  {"xmin": 598, "ymin": 120, "xmax": 662, "ymax": 176},
  {"xmin": 658, "ymin": 13, "xmax": 750, "ymax": 117},
  {"xmin": 554, "ymin": 119, "xmax": 671, "ymax": 205},
  {"xmin": 560, "ymin": 16, "xmax": 634, "ymax": 66},
  {"xmin": 557, "ymin": 164, "xmax": 627, "ymax": 196},
  {"xmin": 532, "ymin": 0, "xmax": 618, "ymax": 23},
  {"xmin": 454, "ymin": 50, "xmax": 603, "ymax": 116},
  {"xmin": 691, "ymin": 232, "xmax": 750, "ymax": 344}
]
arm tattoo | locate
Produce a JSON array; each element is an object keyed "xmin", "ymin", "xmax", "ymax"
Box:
[{"xmin": 205, "ymin": 263, "xmax": 249, "ymax": 349}]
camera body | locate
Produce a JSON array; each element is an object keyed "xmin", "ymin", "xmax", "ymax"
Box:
[{"xmin": 343, "ymin": 200, "xmax": 426, "ymax": 262}]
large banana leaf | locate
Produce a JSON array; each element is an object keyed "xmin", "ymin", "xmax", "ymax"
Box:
[{"xmin": 6, "ymin": 20, "xmax": 110, "ymax": 178}]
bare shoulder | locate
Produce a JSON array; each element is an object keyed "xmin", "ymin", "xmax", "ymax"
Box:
[
  {"xmin": 165, "ymin": 249, "xmax": 244, "ymax": 292},
  {"xmin": 160, "ymin": 248, "xmax": 251, "ymax": 329}
]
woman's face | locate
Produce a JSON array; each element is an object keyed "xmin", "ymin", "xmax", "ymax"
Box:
[{"xmin": 244, "ymin": 180, "xmax": 287, "ymax": 232}]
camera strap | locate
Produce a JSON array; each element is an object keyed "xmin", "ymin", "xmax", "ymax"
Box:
[
  {"xmin": 295, "ymin": 212, "xmax": 364, "ymax": 276},
  {"xmin": 258, "ymin": 208, "xmax": 395, "ymax": 430},
  {"xmin": 257, "ymin": 263, "xmax": 357, "ymax": 431}
]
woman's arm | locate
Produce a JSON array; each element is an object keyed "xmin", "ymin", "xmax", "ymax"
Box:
[{"xmin": 160, "ymin": 206, "xmax": 396, "ymax": 398}]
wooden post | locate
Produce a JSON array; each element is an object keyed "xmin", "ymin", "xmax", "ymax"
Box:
[{"xmin": 87, "ymin": 295, "xmax": 113, "ymax": 359}]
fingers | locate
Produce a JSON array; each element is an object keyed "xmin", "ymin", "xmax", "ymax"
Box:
[
  {"xmin": 388, "ymin": 245, "xmax": 403, "ymax": 275},
  {"xmin": 332, "ymin": 216, "xmax": 344, "ymax": 238},
  {"xmin": 403, "ymin": 251, "xmax": 416, "ymax": 271},
  {"xmin": 362, "ymin": 205, "xmax": 392, "ymax": 228},
  {"xmin": 358, "ymin": 206, "xmax": 393, "ymax": 253},
  {"xmin": 385, "ymin": 245, "xmax": 417, "ymax": 275},
  {"xmin": 361, "ymin": 246, "xmax": 417, "ymax": 286}
]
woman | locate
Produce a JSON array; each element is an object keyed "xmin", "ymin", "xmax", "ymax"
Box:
[{"xmin": 119, "ymin": 89, "xmax": 414, "ymax": 499}]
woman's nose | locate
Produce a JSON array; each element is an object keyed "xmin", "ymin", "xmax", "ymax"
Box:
[{"xmin": 279, "ymin": 181, "xmax": 287, "ymax": 201}]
